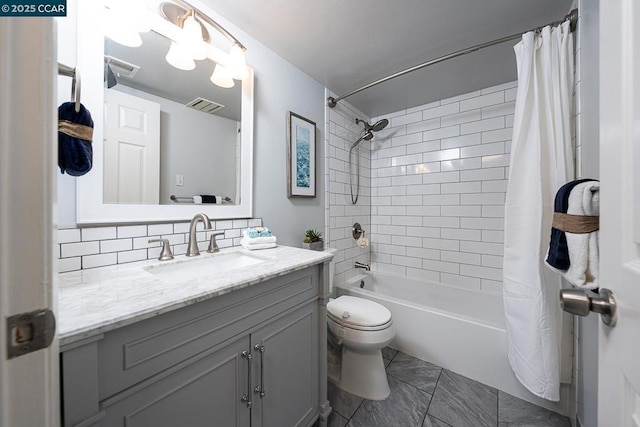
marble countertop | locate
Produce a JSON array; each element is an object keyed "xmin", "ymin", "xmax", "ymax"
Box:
[{"xmin": 57, "ymin": 245, "xmax": 333, "ymax": 347}]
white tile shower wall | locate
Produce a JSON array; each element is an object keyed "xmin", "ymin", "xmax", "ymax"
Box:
[
  {"xmin": 325, "ymin": 90, "xmax": 372, "ymax": 286},
  {"xmin": 369, "ymin": 81, "xmax": 517, "ymax": 293},
  {"xmin": 56, "ymin": 218, "xmax": 263, "ymax": 273}
]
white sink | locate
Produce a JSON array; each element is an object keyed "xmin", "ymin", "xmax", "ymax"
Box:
[{"xmin": 145, "ymin": 251, "xmax": 269, "ymax": 282}]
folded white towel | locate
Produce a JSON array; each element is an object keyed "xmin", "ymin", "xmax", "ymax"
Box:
[
  {"xmin": 193, "ymin": 195, "xmax": 202, "ymax": 204},
  {"xmin": 241, "ymin": 236, "xmax": 277, "ymax": 247},
  {"xmin": 241, "ymin": 239, "xmax": 276, "ymax": 250},
  {"xmin": 552, "ymin": 181, "xmax": 600, "ymax": 289},
  {"xmin": 241, "ymin": 230, "xmax": 277, "ymax": 244}
]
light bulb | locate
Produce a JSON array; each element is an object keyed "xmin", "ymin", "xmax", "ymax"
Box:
[
  {"xmin": 227, "ymin": 43, "xmax": 248, "ymax": 80},
  {"xmin": 181, "ymin": 13, "xmax": 207, "ymax": 60},
  {"xmin": 104, "ymin": 5, "xmax": 142, "ymax": 47},
  {"xmin": 166, "ymin": 42, "xmax": 195, "ymax": 71},
  {"xmin": 130, "ymin": 0, "xmax": 151, "ymax": 32},
  {"xmin": 210, "ymin": 64, "xmax": 235, "ymax": 88}
]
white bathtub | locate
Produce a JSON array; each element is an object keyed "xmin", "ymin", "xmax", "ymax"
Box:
[{"xmin": 335, "ymin": 271, "xmax": 567, "ymax": 413}]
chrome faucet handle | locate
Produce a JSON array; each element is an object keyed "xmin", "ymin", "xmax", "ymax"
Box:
[
  {"xmin": 207, "ymin": 232, "xmax": 225, "ymax": 253},
  {"xmin": 148, "ymin": 239, "xmax": 174, "ymax": 261}
]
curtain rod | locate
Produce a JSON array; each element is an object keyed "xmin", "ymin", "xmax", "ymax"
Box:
[{"xmin": 327, "ymin": 9, "xmax": 578, "ymax": 108}]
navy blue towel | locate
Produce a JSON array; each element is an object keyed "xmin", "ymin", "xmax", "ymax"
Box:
[
  {"xmin": 58, "ymin": 102, "xmax": 93, "ymax": 176},
  {"xmin": 546, "ymin": 179, "xmax": 597, "ymax": 270},
  {"xmin": 201, "ymin": 195, "xmax": 217, "ymax": 203}
]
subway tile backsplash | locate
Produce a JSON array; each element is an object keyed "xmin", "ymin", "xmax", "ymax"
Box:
[
  {"xmin": 369, "ymin": 81, "xmax": 517, "ymax": 294},
  {"xmin": 56, "ymin": 218, "xmax": 262, "ymax": 273}
]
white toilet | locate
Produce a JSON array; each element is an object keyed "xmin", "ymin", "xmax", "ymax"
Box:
[{"xmin": 325, "ymin": 248, "xmax": 395, "ymax": 400}]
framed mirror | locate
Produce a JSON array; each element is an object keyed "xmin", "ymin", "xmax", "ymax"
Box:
[{"xmin": 75, "ymin": 0, "xmax": 253, "ymax": 224}]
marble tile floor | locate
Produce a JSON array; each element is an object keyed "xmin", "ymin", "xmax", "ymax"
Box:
[{"xmin": 326, "ymin": 348, "xmax": 571, "ymax": 427}]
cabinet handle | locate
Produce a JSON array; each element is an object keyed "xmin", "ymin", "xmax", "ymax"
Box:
[
  {"xmin": 254, "ymin": 344, "xmax": 265, "ymax": 398},
  {"xmin": 241, "ymin": 350, "xmax": 253, "ymax": 408}
]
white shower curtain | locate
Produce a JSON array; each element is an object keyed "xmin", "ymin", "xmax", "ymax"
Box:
[{"xmin": 503, "ymin": 21, "xmax": 574, "ymax": 401}]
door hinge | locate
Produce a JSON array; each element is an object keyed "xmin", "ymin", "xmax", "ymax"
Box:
[{"xmin": 6, "ymin": 309, "xmax": 56, "ymax": 359}]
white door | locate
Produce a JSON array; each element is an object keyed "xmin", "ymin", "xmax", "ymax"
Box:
[
  {"xmin": 104, "ymin": 89, "xmax": 160, "ymax": 204},
  {"xmin": 598, "ymin": 0, "xmax": 640, "ymax": 424},
  {"xmin": 0, "ymin": 17, "xmax": 59, "ymax": 427}
]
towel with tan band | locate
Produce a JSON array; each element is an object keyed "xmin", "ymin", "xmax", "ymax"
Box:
[
  {"xmin": 552, "ymin": 212, "xmax": 599, "ymax": 234},
  {"xmin": 58, "ymin": 101, "xmax": 94, "ymax": 176},
  {"xmin": 546, "ymin": 179, "xmax": 600, "ymax": 290}
]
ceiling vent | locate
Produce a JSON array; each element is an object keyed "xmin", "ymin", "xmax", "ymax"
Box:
[
  {"xmin": 104, "ymin": 55, "xmax": 140, "ymax": 78},
  {"xmin": 186, "ymin": 97, "xmax": 225, "ymax": 114}
]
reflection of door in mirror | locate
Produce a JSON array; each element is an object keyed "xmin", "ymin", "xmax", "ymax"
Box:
[{"xmin": 104, "ymin": 89, "xmax": 161, "ymax": 204}]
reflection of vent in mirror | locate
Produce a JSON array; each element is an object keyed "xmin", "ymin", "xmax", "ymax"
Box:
[
  {"xmin": 104, "ymin": 55, "xmax": 140, "ymax": 78},
  {"xmin": 186, "ymin": 98, "xmax": 225, "ymax": 114}
]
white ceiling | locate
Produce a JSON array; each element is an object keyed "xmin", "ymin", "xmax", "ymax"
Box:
[{"xmin": 202, "ymin": 0, "xmax": 573, "ymax": 117}]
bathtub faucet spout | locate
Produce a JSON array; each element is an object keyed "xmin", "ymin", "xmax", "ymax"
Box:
[{"xmin": 355, "ymin": 261, "xmax": 370, "ymax": 271}]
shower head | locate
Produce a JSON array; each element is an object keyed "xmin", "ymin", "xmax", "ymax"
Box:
[
  {"xmin": 356, "ymin": 118, "xmax": 389, "ymax": 133},
  {"xmin": 371, "ymin": 118, "xmax": 389, "ymax": 132}
]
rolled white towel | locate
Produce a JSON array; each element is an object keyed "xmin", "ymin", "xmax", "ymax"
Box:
[
  {"xmin": 193, "ymin": 195, "xmax": 203, "ymax": 204},
  {"xmin": 562, "ymin": 181, "xmax": 600, "ymax": 289}
]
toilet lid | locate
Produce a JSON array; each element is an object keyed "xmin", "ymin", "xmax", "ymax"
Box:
[{"xmin": 327, "ymin": 296, "xmax": 392, "ymax": 328}]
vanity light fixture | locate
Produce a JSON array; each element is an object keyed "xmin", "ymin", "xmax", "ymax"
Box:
[
  {"xmin": 228, "ymin": 43, "xmax": 249, "ymax": 80},
  {"xmin": 104, "ymin": 0, "xmax": 151, "ymax": 47},
  {"xmin": 165, "ymin": 41, "xmax": 196, "ymax": 71},
  {"xmin": 210, "ymin": 64, "xmax": 235, "ymax": 88},
  {"xmin": 104, "ymin": 0, "xmax": 249, "ymax": 88},
  {"xmin": 180, "ymin": 9, "xmax": 208, "ymax": 60},
  {"xmin": 159, "ymin": 0, "xmax": 249, "ymax": 87}
]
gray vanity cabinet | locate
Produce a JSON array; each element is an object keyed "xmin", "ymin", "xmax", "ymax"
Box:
[
  {"xmin": 101, "ymin": 335, "xmax": 251, "ymax": 426},
  {"xmin": 251, "ymin": 302, "xmax": 318, "ymax": 427},
  {"xmin": 60, "ymin": 265, "xmax": 329, "ymax": 427}
]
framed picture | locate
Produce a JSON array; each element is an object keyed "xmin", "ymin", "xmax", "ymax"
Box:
[{"xmin": 286, "ymin": 111, "xmax": 317, "ymax": 198}]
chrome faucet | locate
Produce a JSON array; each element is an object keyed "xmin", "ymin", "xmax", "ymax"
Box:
[
  {"xmin": 186, "ymin": 213, "xmax": 212, "ymax": 257},
  {"xmin": 354, "ymin": 261, "xmax": 370, "ymax": 271}
]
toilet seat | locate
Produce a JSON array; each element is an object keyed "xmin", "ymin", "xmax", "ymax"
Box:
[{"xmin": 327, "ymin": 296, "xmax": 392, "ymax": 331}]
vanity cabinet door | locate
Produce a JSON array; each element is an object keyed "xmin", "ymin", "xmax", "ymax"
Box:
[
  {"xmin": 252, "ymin": 302, "xmax": 319, "ymax": 427},
  {"xmin": 101, "ymin": 336, "xmax": 252, "ymax": 427}
]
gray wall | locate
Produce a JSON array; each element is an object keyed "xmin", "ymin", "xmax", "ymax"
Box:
[
  {"xmin": 113, "ymin": 85, "xmax": 239, "ymax": 205},
  {"xmin": 242, "ymin": 37, "xmax": 326, "ymax": 247},
  {"xmin": 56, "ymin": 2, "xmax": 326, "ymax": 247},
  {"xmin": 575, "ymin": 0, "xmax": 600, "ymax": 426}
]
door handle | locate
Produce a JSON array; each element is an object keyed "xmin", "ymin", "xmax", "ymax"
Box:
[
  {"xmin": 241, "ymin": 350, "xmax": 253, "ymax": 408},
  {"xmin": 559, "ymin": 288, "xmax": 617, "ymax": 327},
  {"xmin": 254, "ymin": 344, "xmax": 265, "ymax": 398}
]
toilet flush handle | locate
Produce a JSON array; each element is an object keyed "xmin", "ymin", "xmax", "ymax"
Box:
[{"xmin": 342, "ymin": 311, "xmax": 350, "ymax": 319}]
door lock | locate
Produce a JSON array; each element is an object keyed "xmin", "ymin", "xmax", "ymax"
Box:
[{"xmin": 559, "ymin": 288, "xmax": 617, "ymax": 327}]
